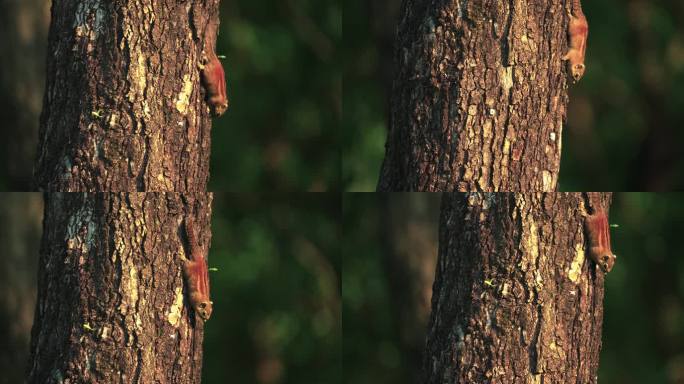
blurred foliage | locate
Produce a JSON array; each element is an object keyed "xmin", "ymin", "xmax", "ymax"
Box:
[
  {"xmin": 602, "ymin": 193, "xmax": 684, "ymax": 384},
  {"xmin": 343, "ymin": 193, "xmax": 684, "ymax": 384},
  {"xmin": 343, "ymin": 193, "xmax": 429, "ymax": 384},
  {"xmin": 204, "ymin": 193, "xmax": 341, "ymax": 384},
  {"xmin": 343, "ymin": 0, "xmax": 684, "ymax": 191},
  {"xmin": 212, "ymin": 0, "xmax": 341, "ymax": 191},
  {"xmin": 342, "ymin": 1, "xmax": 397, "ymax": 192}
]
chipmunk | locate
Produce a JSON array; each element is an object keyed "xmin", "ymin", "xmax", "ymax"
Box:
[
  {"xmin": 584, "ymin": 211, "xmax": 616, "ymax": 273},
  {"xmin": 181, "ymin": 217, "xmax": 213, "ymax": 321},
  {"xmin": 562, "ymin": 0, "xmax": 588, "ymax": 83},
  {"xmin": 199, "ymin": 15, "xmax": 228, "ymax": 116}
]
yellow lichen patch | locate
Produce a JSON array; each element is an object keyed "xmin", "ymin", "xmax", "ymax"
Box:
[
  {"xmin": 75, "ymin": 25, "xmax": 86, "ymax": 37},
  {"xmin": 530, "ymin": 373, "xmax": 542, "ymax": 384},
  {"xmin": 501, "ymin": 282, "xmax": 510, "ymax": 297},
  {"xmin": 167, "ymin": 286, "xmax": 184, "ymax": 326},
  {"xmin": 534, "ymin": 269, "xmax": 544, "ymax": 287},
  {"xmin": 519, "ymin": 211, "xmax": 539, "ymax": 270},
  {"xmin": 100, "ymin": 326, "xmax": 110, "ymax": 340},
  {"xmin": 545, "ymin": 144, "xmax": 554, "ymax": 155},
  {"xmin": 135, "ymin": 52, "xmax": 147, "ymax": 95},
  {"xmin": 568, "ymin": 242, "xmax": 585, "ymax": 282},
  {"xmin": 478, "ymin": 167, "xmax": 489, "ymax": 190},
  {"xmin": 113, "ymin": 237, "xmax": 126, "ymax": 264},
  {"xmin": 500, "ymin": 66, "xmax": 513, "ymax": 92},
  {"xmin": 126, "ymin": 45, "xmax": 147, "ymax": 103},
  {"xmin": 482, "ymin": 119, "xmax": 493, "ymax": 139},
  {"xmin": 178, "ymin": 244, "xmax": 187, "ymax": 260},
  {"xmin": 542, "ymin": 170, "xmax": 554, "ymax": 191},
  {"xmin": 108, "ymin": 113, "xmax": 118, "ymax": 128},
  {"xmin": 117, "ymin": 256, "xmax": 139, "ymax": 317},
  {"xmin": 175, "ymin": 73, "xmax": 193, "ymax": 114},
  {"xmin": 463, "ymin": 165, "xmax": 474, "ymax": 182},
  {"xmin": 128, "ymin": 263, "xmax": 139, "ymax": 307},
  {"xmin": 142, "ymin": 101, "xmax": 152, "ymax": 119}
]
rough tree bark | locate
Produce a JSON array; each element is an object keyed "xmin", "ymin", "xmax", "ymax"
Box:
[
  {"xmin": 34, "ymin": 0, "xmax": 223, "ymax": 192},
  {"xmin": 378, "ymin": 1, "xmax": 571, "ymax": 191},
  {"xmin": 424, "ymin": 192, "xmax": 612, "ymax": 383},
  {"xmin": 27, "ymin": 193, "xmax": 212, "ymax": 383}
]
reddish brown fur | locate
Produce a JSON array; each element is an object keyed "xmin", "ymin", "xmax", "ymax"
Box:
[
  {"xmin": 200, "ymin": 15, "xmax": 228, "ymax": 117},
  {"xmin": 201, "ymin": 52, "xmax": 228, "ymax": 116},
  {"xmin": 182, "ymin": 219, "xmax": 213, "ymax": 321},
  {"xmin": 562, "ymin": 0, "xmax": 588, "ymax": 83},
  {"xmin": 584, "ymin": 211, "xmax": 616, "ymax": 273}
]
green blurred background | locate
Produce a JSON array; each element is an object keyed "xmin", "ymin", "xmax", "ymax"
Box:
[
  {"xmin": 0, "ymin": 0, "xmax": 341, "ymax": 191},
  {"xmin": 213, "ymin": 1, "xmax": 340, "ymax": 191},
  {"xmin": 343, "ymin": 193, "xmax": 684, "ymax": 384},
  {"xmin": 202, "ymin": 193, "xmax": 341, "ymax": 383},
  {"xmin": 343, "ymin": 1, "xmax": 684, "ymax": 191}
]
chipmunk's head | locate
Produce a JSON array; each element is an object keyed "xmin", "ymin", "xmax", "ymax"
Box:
[
  {"xmin": 596, "ymin": 253, "xmax": 616, "ymax": 273},
  {"xmin": 570, "ymin": 63, "xmax": 586, "ymax": 83},
  {"xmin": 211, "ymin": 101, "xmax": 228, "ymax": 117},
  {"xmin": 194, "ymin": 300, "xmax": 213, "ymax": 321}
]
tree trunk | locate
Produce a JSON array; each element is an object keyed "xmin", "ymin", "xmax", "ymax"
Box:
[
  {"xmin": 0, "ymin": 194, "xmax": 43, "ymax": 384},
  {"xmin": 378, "ymin": 1, "xmax": 570, "ymax": 191},
  {"xmin": 27, "ymin": 193, "xmax": 212, "ymax": 384},
  {"xmin": 0, "ymin": 0, "xmax": 49, "ymax": 189},
  {"xmin": 34, "ymin": 0, "xmax": 222, "ymax": 192},
  {"xmin": 424, "ymin": 192, "xmax": 612, "ymax": 383}
]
